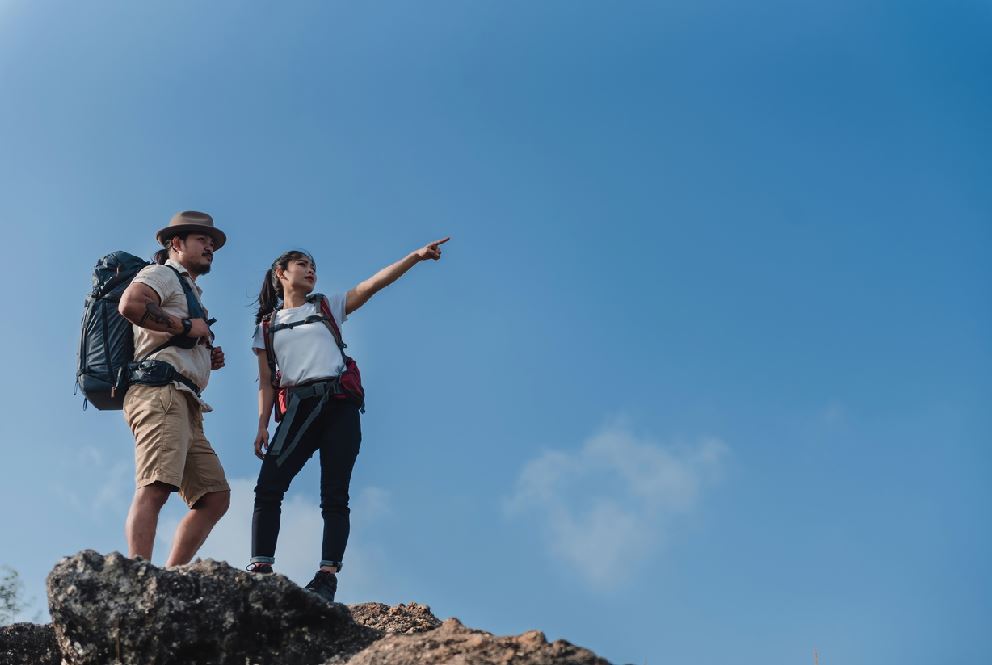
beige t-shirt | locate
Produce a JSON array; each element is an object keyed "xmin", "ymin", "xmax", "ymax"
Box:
[{"xmin": 131, "ymin": 259, "xmax": 212, "ymax": 409}]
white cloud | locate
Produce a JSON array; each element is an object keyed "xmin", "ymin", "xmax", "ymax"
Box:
[
  {"xmin": 506, "ymin": 424, "xmax": 728, "ymax": 588},
  {"xmin": 53, "ymin": 445, "xmax": 131, "ymax": 521},
  {"xmin": 157, "ymin": 479, "xmax": 391, "ymax": 601}
]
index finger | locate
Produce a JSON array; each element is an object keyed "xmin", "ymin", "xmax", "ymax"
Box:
[{"xmin": 432, "ymin": 237, "xmax": 450, "ymax": 246}]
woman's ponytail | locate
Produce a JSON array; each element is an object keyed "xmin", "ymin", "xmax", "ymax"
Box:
[{"xmin": 255, "ymin": 268, "xmax": 281, "ymax": 324}]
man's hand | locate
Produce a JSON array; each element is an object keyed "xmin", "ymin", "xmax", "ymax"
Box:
[
  {"xmin": 188, "ymin": 318, "xmax": 211, "ymax": 339},
  {"xmin": 254, "ymin": 426, "xmax": 270, "ymax": 460},
  {"xmin": 210, "ymin": 346, "xmax": 225, "ymax": 370},
  {"xmin": 414, "ymin": 237, "xmax": 450, "ymax": 262}
]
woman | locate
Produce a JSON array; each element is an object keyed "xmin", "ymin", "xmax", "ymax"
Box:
[{"xmin": 247, "ymin": 237, "xmax": 449, "ymax": 603}]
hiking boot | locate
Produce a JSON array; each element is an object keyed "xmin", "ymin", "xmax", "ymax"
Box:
[
  {"xmin": 247, "ymin": 562, "xmax": 273, "ymax": 575},
  {"xmin": 304, "ymin": 570, "xmax": 337, "ymax": 603}
]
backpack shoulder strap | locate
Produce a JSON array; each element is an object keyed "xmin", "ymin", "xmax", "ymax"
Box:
[
  {"xmin": 313, "ymin": 294, "xmax": 347, "ymax": 355},
  {"xmin": 260, "ymin": 313, "xmax": 280, "ymax": 388},
  {"xmin": 164, "ymin": 265, "xmax": 206, "ymax": 320}
]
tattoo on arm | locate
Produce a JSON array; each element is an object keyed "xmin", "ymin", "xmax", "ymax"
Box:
[{"xmin": 141, "ymin": 302, "xmax": 175, "ymax": 331}]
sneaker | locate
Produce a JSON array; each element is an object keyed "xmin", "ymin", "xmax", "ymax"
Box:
[
  {"xmin": 304, "ymin": 570, "xmax": 337, "ymax": 603},
  {"xmin": 246, "ymin": 562, "xmax": 273, "ymax": 575}
]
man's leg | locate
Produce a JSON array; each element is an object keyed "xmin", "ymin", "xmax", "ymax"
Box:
[
  {"xmin": 126, "ymin": 482, "xmax": 172, "ymax": 559},
  {"xmin": 123, "ymin": 384, "xmax": 188, "ymax": 561},
  {"xmin": 165, "ymin": 489, "xmax": 230, "ymax": 566},
  {"xmin": 166, "ymin": 395, "xmax": 231, "ymax": 567}
]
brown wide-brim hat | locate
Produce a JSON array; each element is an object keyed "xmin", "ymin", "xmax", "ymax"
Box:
[{"xmin": 156, "ymin": 210, "xmax": 227, "ymax": 250}]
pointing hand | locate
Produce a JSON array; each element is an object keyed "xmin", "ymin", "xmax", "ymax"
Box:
[{"xmin": 415, "ymin": 237, "xmax": 450, "ymax": 262}]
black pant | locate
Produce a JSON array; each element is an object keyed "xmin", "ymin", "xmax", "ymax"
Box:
[{"xmin": 251, "ymin": 396, "xmax": 361, "ymax": 566}]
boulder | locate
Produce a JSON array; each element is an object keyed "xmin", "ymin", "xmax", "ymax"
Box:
[{"xmin": 47, "ymin": 550, "xmax": 377, "ymax": 665}]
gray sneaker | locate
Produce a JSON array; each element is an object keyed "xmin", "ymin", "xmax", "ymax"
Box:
[{"xmin": 304, "ymin": 570, "xmax": 337, "ymax": 603}]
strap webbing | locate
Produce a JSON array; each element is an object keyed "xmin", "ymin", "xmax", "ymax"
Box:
[
  {"xmin": 268, "ymin": 379, "xmax": 342, "ymax": 466},
  {"xmin": 164, "ymin": 265, "xmax": 206, "ymax": 320},
  {"xmin": 261, "ymin": 316, "xmax": 279, "ymax": 390}
]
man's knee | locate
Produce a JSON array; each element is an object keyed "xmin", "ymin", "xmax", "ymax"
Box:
[
  {"xmin": 195, "ymin": 490, "xmax": 230, "ymax": 520},
  {"xmin": 135, "ymin": 482, "xmax": 173, "ymax": 510}
]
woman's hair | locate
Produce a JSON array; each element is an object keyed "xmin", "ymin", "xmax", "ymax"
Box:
[{"xmin": 255, "ymin": 250, "xmax": 316, "ymax": 323}]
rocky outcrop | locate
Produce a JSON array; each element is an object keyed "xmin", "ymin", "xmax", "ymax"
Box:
[
  {"xmin": 47, "ymin": 551, "xmax": 376, "ymax": 665},
  {"xmin": 0, "ymin": 551, "xmax": 611, "ymax": 664}
]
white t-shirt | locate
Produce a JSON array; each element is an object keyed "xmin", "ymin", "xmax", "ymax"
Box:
[{"xmin": 252, "ymin": 294, "xmax": 348, "ymax": 387}]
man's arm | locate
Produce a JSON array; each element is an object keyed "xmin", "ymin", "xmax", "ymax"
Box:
[
  {"xmin": 119, "ymin": 282, "xmax": 181, "ymax": 334},
  {"xmin": 345, "ymin": 237, "xmax": 449, "ymax": 315},
  {"xmin": 119, "ymin": 281, "xmax": 211, "ymax": 337}
]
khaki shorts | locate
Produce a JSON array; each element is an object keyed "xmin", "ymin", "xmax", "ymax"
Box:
[{"xmin": 123, "ymin": 383, "xmax": 229, "ymax": 507}]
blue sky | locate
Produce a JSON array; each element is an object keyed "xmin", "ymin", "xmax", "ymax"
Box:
[{"xmin": 1, "ymin": 1, "xmax": 990, "ymax": 663}]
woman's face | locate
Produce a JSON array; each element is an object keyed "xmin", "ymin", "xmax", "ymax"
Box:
[{"xmin": 278, "ymin": 255, "xmax": 317, "ymax": 294}]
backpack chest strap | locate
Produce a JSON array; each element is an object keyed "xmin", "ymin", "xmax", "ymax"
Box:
[
  {"xmin": 262, "ymin": 295, "xmax": 347, "ymax": 389},
  {"xmin": 267, "ymin": 313, "xmax": 326, "ymax": 335}
]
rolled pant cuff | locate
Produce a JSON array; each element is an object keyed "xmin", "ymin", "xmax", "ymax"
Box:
[
  {"xmin": 320, "ymin": 560, "xmax": 343, "ymax": 571},
  {"xmin": 251, "ymin": 556, "xmax": 275, "ymax": 565}
]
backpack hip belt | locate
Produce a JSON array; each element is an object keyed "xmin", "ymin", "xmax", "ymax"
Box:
[
  {"xmin": 128, "ymin": 359, "xmax": 203, "ymax": 397},
  {"xmin": 289, "ymin": 376, "xmax": 345, "ymax": 399}
]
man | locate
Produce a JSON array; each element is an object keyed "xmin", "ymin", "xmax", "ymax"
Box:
[{"xmin": 118, "ymin": 211, "xmax": 230, "ymax": 565}]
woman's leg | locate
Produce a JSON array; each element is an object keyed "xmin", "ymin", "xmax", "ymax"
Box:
[
  {"xmin": 251, "ymin": 397, "xmax": 323, "ymax": 564},
  {"xmin": 317, "ymin": 401, "xmax": 362, "ymax": 569}
]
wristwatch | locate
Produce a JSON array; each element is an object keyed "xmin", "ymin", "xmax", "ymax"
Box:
[{"xmin": 180, "ymin": 318, "xmax": 193, "ymax": 336}]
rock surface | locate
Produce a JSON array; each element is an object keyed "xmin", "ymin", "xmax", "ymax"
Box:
[
  {"xmin": 347, "ymin": 602, "xmax": 442, "ymax": 636},
  {"xmin": 0, "ymin": 550, "xmax": 613, "ymax": 664},
  {"xmin": 0, "ymin": 622, "xmax": 61, "ymax": 665},
  {"xmin": 348, "ymin": 618, "xmax": 610, "ymax": 665},
  {"xmin": 47, "ymin": 550, "xmax": 377, "ymax": 665}
]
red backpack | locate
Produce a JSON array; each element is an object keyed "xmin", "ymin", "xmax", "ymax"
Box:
[{"xmin": 260, "ymin": 294, "xmax": 365, "ymax": 420}]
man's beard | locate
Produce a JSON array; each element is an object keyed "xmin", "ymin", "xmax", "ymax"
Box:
[{"xmin": 190, "ymin": 257, "xmax": 212, "ymax": 276}]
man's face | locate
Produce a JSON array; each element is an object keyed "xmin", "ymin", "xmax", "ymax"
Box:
[{"xmin": 173, "ymin": 233, "xmax": 215, "ymax": 275}]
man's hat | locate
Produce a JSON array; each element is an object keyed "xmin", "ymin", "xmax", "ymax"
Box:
[{"xmin": 156, "ymin": 210, "xmax": 227, "ymax": 250}]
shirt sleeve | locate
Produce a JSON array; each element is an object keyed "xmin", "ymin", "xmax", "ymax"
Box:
[
  {"xmin": 251, "ymin": 323, "xmax": 265, "ymax": 351},
  {"xmin": 327, "ymin": 292, "xmax": 347, "ymax": 325},
  {"xmin": 132, "ymin": 265, "xmax": 179, "ymax": 303}
]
